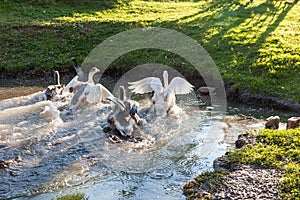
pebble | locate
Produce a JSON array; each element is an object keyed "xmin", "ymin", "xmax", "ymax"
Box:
[{"xmin": 212, "ymin": 165, "xmax": 283, "ymax": 199}]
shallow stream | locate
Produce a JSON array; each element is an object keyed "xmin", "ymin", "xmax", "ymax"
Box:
[{"xmin": 0, "ymin": 88, "xmax": 295, "ymax": 200}]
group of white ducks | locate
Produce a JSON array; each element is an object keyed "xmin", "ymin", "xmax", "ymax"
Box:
[{"xmin": 45, "ymin": 59, "xmax": 194, "ymax": 138}]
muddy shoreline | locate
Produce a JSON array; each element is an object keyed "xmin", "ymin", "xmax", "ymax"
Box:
[
  {"xmin": 226, "ymin": 83, "xmax": 300, "ymax": 113},
  {"xmin": 1, "ymin": 71, "xmax": 300, "ymax": 112}
]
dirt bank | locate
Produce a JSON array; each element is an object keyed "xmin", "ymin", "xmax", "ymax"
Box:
[{"xmin": 226, "ymin": 83, "xmax": 300, "ymax": 112}]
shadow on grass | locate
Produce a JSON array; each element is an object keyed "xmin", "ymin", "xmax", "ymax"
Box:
[
  {"xmin": 163, "ymin": 0, "xmax": 295, "ymax": 92},
  {"xmin": 103, "ymin": 0, "xmax": 296, "ymax": 91},
  {"xmin": 0, "ymin": 0, "xmax": 297, "ymax": 97}
]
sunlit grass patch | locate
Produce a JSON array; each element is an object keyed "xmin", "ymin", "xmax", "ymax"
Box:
[
  {"xmin": 227, "ymin": 128, "xmax": 300, "ymax": 199},
  {"xmin": 56, "ymin": 193, "xmax": 88, "ymax": 200},
  {"xmin": 184, "ymin": 127, "xmax": 300, "ymax": 199},
  {"xmin": 55, "ymin": 1, "xmax": 205, "ymax": 24}
]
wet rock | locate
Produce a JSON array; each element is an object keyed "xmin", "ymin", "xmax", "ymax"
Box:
[
  {"xmin": 128, "ymin": 136, "xmax": 145, "ymax": 143},
  {"xmin": 235, "ymin": 132, "xmax": 255, "ymax": 149},
  {"xmin": 235, "ymin": 139, "xmax": 245, "ymax": 148},
  {"xmin": 195, "ymin": 87, "xmax": 213, "ymax": 105},
  {"xmin": 213, "ymin": 155, "xmax": 238, "ymax": 171},
  {"xmin": 265, "ymin": 116, "xmax": 280, "ymax": 129},
  {"xmin": 286, "ymin": 117, "xmax": 300, "ymax": 129},
  {"xmin": 202, "ymin": 191, "xmax": 211, "ymax": 199},
  {"xmin": 235, "ymin": 132, "xmax": 257, "ymax": 148},
  {"xmin": 225, "ymin": 83, "xmax": 300, "ymax": 112},
  {"xmin": 0, "ymin": 161, "xmax": 6, "ymax": 172},
  {"xmin": 196, "ymin": 86, "xmax": 215, "ymax": 95},
  {"xmin": 0, "ymin": 156, "xmax": 22, "ymax": 173},
  {"xmin": 14, "ymin": 155, "xmax": 22, "ymax": 162},
  {"xmin": 238, "ymin": 114, "xmax": 255, "ymax": 120},
  {"xmin": 108, "ymin": 135, "xmax": 123, "ymax": 143}
]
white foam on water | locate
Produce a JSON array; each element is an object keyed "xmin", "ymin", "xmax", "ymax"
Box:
[
  {"xmin": 0, "ymin": 91, "xmax": 46, "ymax": 111},
  {"xmin": 0, "ymin": 93, "xmax": 265, "ymax": 199}
]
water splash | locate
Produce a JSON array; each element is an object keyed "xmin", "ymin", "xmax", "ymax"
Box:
[{"xmin": 0, "ymin": 92, "xmax": 264, "ymax": 199}]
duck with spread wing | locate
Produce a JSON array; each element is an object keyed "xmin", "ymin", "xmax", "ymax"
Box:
[{"xmin": 128, "ymin": 70, "xmax": 194, "ymax": 116}]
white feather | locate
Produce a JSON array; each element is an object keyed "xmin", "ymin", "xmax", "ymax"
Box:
[
  {"xmin": 62, "ymin": 76, "xmax": 84, "ymax": 96},
  {"xmin": 63, "ymin": 67, "xmax": 113, "ymax": 109},
  {"xmin": 54, "ymin": 71, "xmax": 61, "ymax": 85},
  {"xmin": 129, "ymin": 70, "xmax": 194, "ymax": 116},
  {"xmin": 107, "ymin": 96, "xmax": 126, "ymax": 111},
  {"xmin": 165, "ymin": 77, "xmax": 194, "ymax": 95},
  {"xmin": 128, "ymin": 77, "xmax": 163, "ymax": 94},
  {"xmin": 98, "ymin": 84, "xmax": 114, "ymax": 101}
]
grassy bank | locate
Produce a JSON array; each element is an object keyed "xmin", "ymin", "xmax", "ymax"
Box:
[
  {"xmin": 0, "ymin": 0, "xmax": 300, "ymax": 101},
  {"xmin": 229, "ymin": 128, "xmax": 300, "ymax": 199},
  {"xmin": 184, "ymin": 128, "xmax": 300, "ymax": 199}
]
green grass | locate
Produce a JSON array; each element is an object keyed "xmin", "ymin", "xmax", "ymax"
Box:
[
  {"xmin": 183, "ymin": 170, "xmax": 228, "ymax": 199},
  {"xmin": 184, "ymin": 128, "xmax": 300, "ymax": 199},
  {"xmin": 56, "ymin": 193, "xmax": 88, "ymax": 200},
  {"xmin": 0, "ymin": 0, "xmax": 300, "ymax": 101},
  {"xmin": 227, "ymin": 128, "xmax": 300, "ymax": 199}
]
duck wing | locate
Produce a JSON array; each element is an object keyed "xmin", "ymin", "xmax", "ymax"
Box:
[
  {"xmin": 79, "ymin": 83, "xmax": 113, "ymax": 104},
  {"xmin": 107, "ymin": 97, "xmax": 126, "ymax": 111},
  {"xmin": 62, "ymin": 76, "xmax": 84, "ymax": 95},
  {"xmin": 98, "ymin": 84, "xmax": 114, "ymax": 101},
  {"xmin": 85, "ymin": 84, "xmax": 99, "ymax": 104},
  {"xmin": 70, "ymin": 84, "xmax": 87, "ymax": 105},
  {"xmin": 165, "ymin": 77, "xmax": 194, "ymax": 95},
  {"xmin": 119, "ymin": 86, "xmax": 126, "ymax": 101},
  {"xmin": 128, "ymin": 77, "xmax": 163, "ymax": 94},
  {"xmin": 72, "ymin": 57, "xmax": 85, "ymax": 80}
]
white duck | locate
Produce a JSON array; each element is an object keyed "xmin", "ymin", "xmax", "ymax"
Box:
[
  {"xmin": 72, "ymin": 67, "xmax": 113, "ymax": 109},
  {"xmin": 128, "ymin": 70, "xmax": 194, "ymax": 116},
  {"xmin": 61, "ymin": 57, "xmax": 88, "ymax": 97},
  {"xmin": 107, "ymin": 86, "xmax": 145, "ymax": 137},
  {"xmin": 62, "ymin": 61, "xmax": 113, "ymax": 110}
]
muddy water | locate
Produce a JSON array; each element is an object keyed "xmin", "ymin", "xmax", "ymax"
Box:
[
  {"xmin": 0, "ymin": 87, "xmax": 44, "ymax": 101},
  {"xmin": 0, "ymin": 88, "xmax": 288, "ymax": 200}
]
